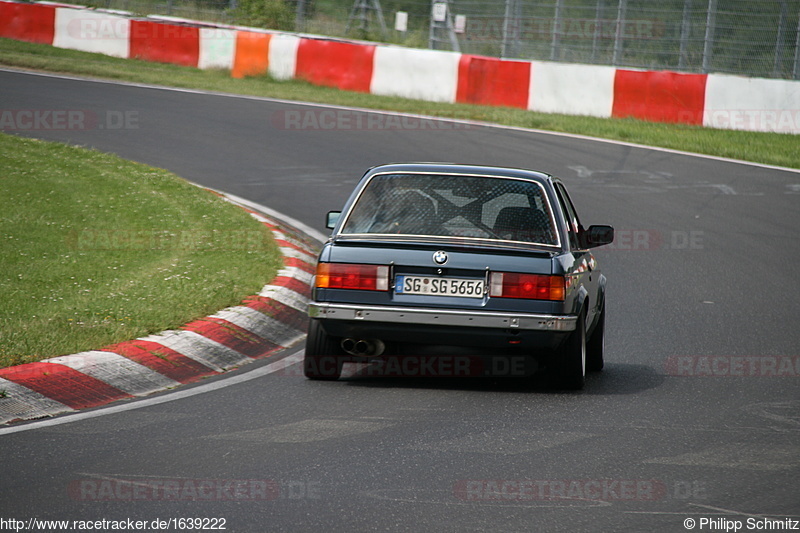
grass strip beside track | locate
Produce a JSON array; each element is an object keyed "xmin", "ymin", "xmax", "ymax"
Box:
[
  {"xmin": 1, "ymin": 38, "xmax": 798, "ymax": 170},
  {"xmin": 0, "ymin": 133, "xmax": 282, "ymax": 368}
]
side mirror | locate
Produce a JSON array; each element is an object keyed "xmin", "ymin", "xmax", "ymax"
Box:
[
  {"xmin": 584, "ymin": 225, "xmax": 614, "ymax": 248},
  {"xmin": 326, "ymin": 211, "xmax": 342, "ymax": 230}
]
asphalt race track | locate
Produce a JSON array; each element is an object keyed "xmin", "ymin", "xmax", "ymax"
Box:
[{"xmin": 1, "ymin": 69, "xmax": 799, "ymax": 532}]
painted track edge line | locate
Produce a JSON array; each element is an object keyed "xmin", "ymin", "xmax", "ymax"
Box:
[
  {"xmin": 1, "ymin": 67, "xmax": 798, "ymax": 175},
  {"xmin": 0, "ymin": 350, "xmax": 305, "ymax": 435},
  {"xmin": 0, "ymin": 191, "xmax": 318, "ymax": 426},
  {"xmin": 211, "ymin": 189, "xmax": 329, "ymax": 245}
]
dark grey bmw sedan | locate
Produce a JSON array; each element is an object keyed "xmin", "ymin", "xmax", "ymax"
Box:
[{"xmin": 305, "ymin": 163, "xmax": 614, "ymax": 389}]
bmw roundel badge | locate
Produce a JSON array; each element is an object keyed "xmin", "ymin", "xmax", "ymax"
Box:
[{"xmin": 433, "ymin": 250, "xmax": 448, "ymax": 265}]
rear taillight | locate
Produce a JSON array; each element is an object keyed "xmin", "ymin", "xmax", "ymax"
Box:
[
  {"xmin": 489, "ymin": 272, "xmax": 565, "ymax": 301},
  {"xmin": 315, "ymin": 263, "xmax": 390, "ymax": 291}
]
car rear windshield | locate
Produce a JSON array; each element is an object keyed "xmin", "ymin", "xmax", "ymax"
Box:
[{"xmin": 340, "ymin": 173, "xmax": 558, "ymax": 246}]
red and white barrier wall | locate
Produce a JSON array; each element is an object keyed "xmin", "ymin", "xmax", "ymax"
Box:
[{"xmin": 1, "ymin": 0, "xmax": 798, "ymax": 134}]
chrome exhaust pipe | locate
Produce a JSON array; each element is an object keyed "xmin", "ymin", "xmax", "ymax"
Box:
[
  {"xmin": 341, "ymin": 338, "xmax": 385, "ymax": 357},
  {"xmin": 341, "ymin": 338, "xmax": 357, "ymax": 354}
]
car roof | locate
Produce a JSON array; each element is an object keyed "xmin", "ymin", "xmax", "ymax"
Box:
[{"xmin": 364, "ymin": 163, "xmax": 554, "ymax": 183}]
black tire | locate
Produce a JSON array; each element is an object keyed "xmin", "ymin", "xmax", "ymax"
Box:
[
  {"xmin": 554, "ymin": 310, "xmax": 586, "ymax": 390},
  {"xmin": 586, "ymin": 302, "xmax": 605, "ymax": 372},
  {"xmin": 304, "ymin": 319, "xmax": 344, "ymax": 380}
]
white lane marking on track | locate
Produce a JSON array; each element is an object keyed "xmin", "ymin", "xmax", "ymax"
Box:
[
  {"xmin": 410, "ymin": 430, "xmax": 593, "ymax": 455},
  {"xmin": 2, "ymin": 67, "xmax": 799, "ymax": 176},
  {"xmin": 364, "ymin": 488, "xmax": 612, "ymax": 508},
  {"xmin": 209, "ymin": 190, "xmax": 328, "ymax": 244},
  {"xmin": 742, "ymin": 400, "xmax": 800, "ymax": 429},
  {"xmin": 206, "ymin": 418, "xmax": 394, "ymax": 443},
  {"xmin": 643, "ymin": 442, "xmax": 800, "ymax": 471},
  {"xmin": 625, "ymin": 503, "xmax": 800, "ymax": 519},
  {"xmin": 568, "ymin": 165, "xmax": 674, "ymax": 181},
  {"xmin": 0, "ymin": 350, "xmax": 304, "ymax": 436},
  {"xmin": 216, "ymin": 191, "xmax": 328, "ymax": 244}
]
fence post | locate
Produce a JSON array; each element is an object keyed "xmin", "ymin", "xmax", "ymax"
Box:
[
  {"xmin": 612, "ymin": 0, "xmax": 627, "ymax": 66},
  {"xmin": 679, "ymin": 0, "xmax": 692, "ymax": 70},
  {"xmin": 502, "ymin": 0, "xmax": 512, "ymax": 59},
  {"xmin": 773, "ymin": 1, "xmax": 788, "ymax": 78},
  {"xmin": 295, "ymin": 0, "xmax": 306, "ymax": 32},
  {"xmin": 591, "ymin": 0, "xmax": 605, "ymax": 63},
  {"xmin": 794, "ymin": 7, "xmax": 800, "ymax": 79},
  {"xmin": 429, "ymin": 0, "xmax": 460, "ymax": 52},
  {"xmin": 550, "ymin": 0, "xmax": 564, "ymax": 61},
  {"xmin": 702, "ymin": 0, "xmax": 716, "ymax": 73},
  {"xmin": 502, "ymin": 0, "xmax": 522, "ymax": 59}
]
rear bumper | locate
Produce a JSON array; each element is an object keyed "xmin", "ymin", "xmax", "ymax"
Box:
[{"xmin": 308, "ymin": 302, "xmax": 577, "ymax": 332}]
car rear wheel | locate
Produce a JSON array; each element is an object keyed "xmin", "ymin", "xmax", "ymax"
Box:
[
  {"xmin": 304, "ymin": 319, "xmax": 344, "ymax": 380},
  {"xmin": 586, "ymin": 302, "xmax": 605, "ymax": 372},
  {"xmin": 554, "ymin": 310, "xmax": 586, "ymax": 390}
]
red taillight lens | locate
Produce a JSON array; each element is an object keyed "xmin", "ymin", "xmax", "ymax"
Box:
[
  {"xmin": 316, "ymin": 263, "xmax": 389, "ymax": 291},
  {"xmin": 490, "ymin": 272, "xmax": 565, "ymax": 301}
]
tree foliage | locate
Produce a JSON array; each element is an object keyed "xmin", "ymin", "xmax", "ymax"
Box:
[{"xmin": 234, "ymin": 0, "xmax": 294, "ymax": 30}]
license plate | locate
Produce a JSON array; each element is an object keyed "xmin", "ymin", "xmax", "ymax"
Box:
[{"xmin": 395, "ymin": 275, "xmax": 484, "ymax": 298}]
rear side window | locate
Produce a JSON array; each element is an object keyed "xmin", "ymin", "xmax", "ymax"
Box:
[
  {"xmin": 554, "ymin": 182, "xmax": 583, "ymax": 249},
  {"xmin": 340, "ymin": 173, "xmax": 558, "ymax": 246}
]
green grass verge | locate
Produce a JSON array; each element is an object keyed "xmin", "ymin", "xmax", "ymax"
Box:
[
  {"xmin": 0, "ymin": 133, "xmax": 282, "ymax": 368},
  {"xmin": 1, "ymin": 37, "xmax": 798, "ymax": 170}
]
